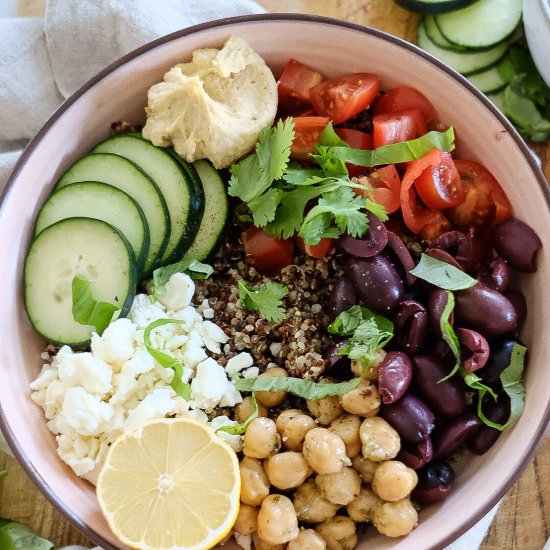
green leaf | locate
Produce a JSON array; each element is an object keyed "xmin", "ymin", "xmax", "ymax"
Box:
[
  {"xmin": 0, "ymin": 520, "xmax": 54, "ymax": 550},
  {"xmin": 410, "ymin": 254, "xmax": 478, "ymax": 291},
  {"xmin": 328, "ymin": 305, "xmax": 393, "ymax": 336},
  {"xmin": 438, "ymin": 292, "xmax": 461, "ymax": 382},
  {"xmin": 364, "ymin": 198, "xmax": 388, "ymax": 222},
  {"xmin": 71, "ymin": 276, "xmax": 119, "ymax": 335},
  {"xmin": 464, "ymin": 373, "xmax": 497, "ymax": 400},
  {"xmin": 153, "ymin": 258, "xmax": 213, "ymax": 294},
  {"xmin": 282, "ymin": 165, "xmax": 326, "ymax": 185},
  {"xmin": 0, "ymin": 471, "xmax": 7, "ymax": 479},
  {"xmin": 143, "ymin": 319, "xmax": 191, "ymax": 400},
  {"xmin": 228, "ymin": 154, "xmax": 263, "ymax": 202},
  {"xmin": 187, "ymin": 260, "xmax": 214, "ymax": 280},
  {"xmin": 311, "ymin": 122, "xmax": 351, "ymax": 176},
  {"xmin": 248, "ymin": 188, "xmax": 284, "ymax": 226},
  {"xmin": 233, "ymin": 376, "xmax": 361, "ymax": 400},
  {"xmin": 238, "ymin": 280, "xmax": 289, "ymax": 323},
  {"xmin": 217, "ymin": 393, "xmax": 259, "ymax": 435}
]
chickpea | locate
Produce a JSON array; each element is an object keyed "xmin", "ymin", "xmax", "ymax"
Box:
[
  {"xmin": 329, "ymin": 414, "xmax": 361, "ymax": 458},
  {"xmin": 307, "ymin": 392, "xmax": 344, "ymax": 426},
  {"xmin": 235, "ymin": 396, "xmax": 268, "ymax": 423},
  {"xmin": 372, "ymin": 460, "xmax": 418, "ymax": 502},
  {"xmin": 234, "ymin": 504, "xmax": 259, "ymax": 535},
  {"xmin": 287, "ymin": 529, "xmax": 327, "ymax": 550},
  {"xmin": 372, "ymin": 498, "xmax": 418, "ymax": 538},
  {"xmin": 257, "ymin": 494, "xmax": 299, "ymax": 544},
  {"xmin": 315, "ymin": 516, "xmax": 357, "ymax": 550},
  {"xmin": 340, "ymin": 380, "xmax": 380, "ymax": 417},
  {"xmin": 252, "ymin": 531, "xmax": 284, "ymax": 550},
  {"xmin": 351, "ymin": 455, "xmax": 378, "ymax": 483},
  {"xmin": 359, "ymin": 416, "xmax": 400, "ymax": 462},
  {"xmin": 346, "ymin": 487, "xmax": 382, "ymax": 522},
  {"xmin": 293, "ymin": 480, "xmax": 340, "ymax": 523},
  {"xmin": 266, "ymin": 452, "xmax": 312, "ymax": 490},
  {"xmin": 255, "ymin": 367, "xmax": 288, "ymax": 407},
  {"xmin": 276, "ymin": 409, "xmax": 316, "ymax": 451},
  {"xmin": 303, "ymin": 428, "xmax": 351, "ymax": 474},
  {"xmin": 243, "ymin": 417, "xmax": 281, "ymax": 459},
  {"xmin": 351, "ymin": 349, "xmax": 386, "ymax": 380},
  {"xmin": 239, "ymin": 456, "xmax": 270, "ymax": 506},
  {"xmin": 315, "ymin": 467, "xmax": 361, "ymax": 505}
]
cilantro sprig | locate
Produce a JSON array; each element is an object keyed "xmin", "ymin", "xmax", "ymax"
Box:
[{"xmin": 238, "ymin": 280, "xmax": 289, "ymax": 323}]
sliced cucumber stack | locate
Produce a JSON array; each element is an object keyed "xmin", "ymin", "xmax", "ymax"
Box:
[
  {"xmin": 466, "ymin": 57, "xmax": 511, "ymax": 93},
  {"xmin": 395, "ymin": 0, "xmax": 478, "ymax": 15},
  {"xmin": 424, "ymin": 15, "xmax": 467, "ymax": 50}
]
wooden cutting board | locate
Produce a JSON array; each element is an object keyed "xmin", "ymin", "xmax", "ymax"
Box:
[{"xmin": 2, "ymin": 0, "xmax": 550, "ymax": 548}]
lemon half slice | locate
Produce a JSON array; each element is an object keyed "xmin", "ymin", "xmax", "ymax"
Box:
[{"xmin": 97, "ymin": 418, "xmax": 240, "ymax": 550}]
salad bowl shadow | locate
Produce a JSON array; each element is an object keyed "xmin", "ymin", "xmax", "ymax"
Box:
[{"xmin": 0, "ymin": 14, "xmax": 549, "ymax": 550}]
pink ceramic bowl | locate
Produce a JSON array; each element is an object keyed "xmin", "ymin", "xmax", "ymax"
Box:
[{"xmin": 1, "ymin": 14, "xmax": 549, "ymax": 550}]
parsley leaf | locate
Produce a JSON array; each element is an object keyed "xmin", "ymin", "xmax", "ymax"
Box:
[
  {"xmin": 410, "ymin": 254, "xmax": 478, "ymax": 290},
  {"xmin": 72, "ymin": 276, "xmax": 119, "ymax": 335},
  {"xmin": 238, "ymin": 280, "xmax": 289, "ymax": 323},
  {"xmin": 364, "ymin": 198, "xmax": 389, "ymax": 222}
]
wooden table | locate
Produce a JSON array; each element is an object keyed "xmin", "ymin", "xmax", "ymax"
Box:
[{"xmin": 2, "ymin": 0, "xmax": 550, "ymax": 548}]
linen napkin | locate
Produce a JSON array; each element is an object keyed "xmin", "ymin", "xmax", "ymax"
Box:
[{"xmin": 0, "ymin": 1, "xmax": 498, "ymax": 548}]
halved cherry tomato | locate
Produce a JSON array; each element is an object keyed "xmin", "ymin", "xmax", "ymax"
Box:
[
  {"xmin": 310, "ymin": 74, "xmax": 380, "ymax": 124},
  {"xmin": 334, "ymin": 128, "xmax": 373, "ymax": 177},
  {"xmin": 414, "ymin": 151, "xmax": 464, "ymax": 210},
  {"xmin": 294, "ymin": 236, "xmax": 334, "ymax": 259},
  {"xmin": 242, "ymin": 227, "xmax": 294, "ymax": 274},
  {"xmin": 447, "ymin": 160, "xmax": 512, "ymax": 228},
  {"xmin": 355, "ymin": 165, "xmax": 401, "ymax": 214},
  {"xmin": 400, "ymin": 148, "xmax": 450, "ymax": 238},
  {"xmin": 372, "ymin": 110, "xmax": 426, "ymax": 148},
  {"xmin": 374, "ymin": 86, "xmax": 437, "ymax": 123},
  {"xmin": 278, "ymin": 59, "xmax": 324, "ymax": 112},
  {"xmin": 290, "ymin": 116, "xmax": 330, "ymax": 160}
]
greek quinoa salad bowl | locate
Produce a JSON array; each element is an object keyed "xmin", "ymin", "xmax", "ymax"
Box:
[{"xmin": 0, "ymin": 15, "xmax": 549, "ymax": 550}]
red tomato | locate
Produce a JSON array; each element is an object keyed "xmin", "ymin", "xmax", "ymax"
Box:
[
  {"xmin": 290, "ymin": 116, "xmax": 330, "ymax": 160},
  {"xmin": 374, "ymin": 86, "xmax": 437, "ymax": 123},
  {"xmin": 334, "ymin": 128, "xmax": 373, "ymax": 177},
  {"xmin": 278, "ymin": 59, "xmax": 324, "ymax": 112},
  {"xmin": 310, "ymin": 74, "xmax": 380, "ymax": 124},
  {"xmin": 400, "ymin": 148, "xmax": 450, "ymax": 238},
  {"xmin": 414, "ymin": 151, "xmax": 465, "ymax": 210},
  {"xmin": 356, "ymin": 165, "xmax": 401, "ymax": 214},
  {"xmin": 372, "ymin": 110, "xmax": 426, "ymax": 148},
  {"xmin": 447, "ymin": 160, "xmax": 513, "ymax": 227},
  {"xmin": 294, "ymin": 236, "xmax": 334, "ymax": 259},
  {"xmin": 242, "ymin": 227, "xmax": 294, "ymax": 274}
]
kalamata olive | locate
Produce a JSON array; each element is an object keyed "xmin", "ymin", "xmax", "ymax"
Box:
[
  {"xmin": 413, "ymin": 460, "xmax": 455, "ymax": 504},
  {"xmin": 491, "ymin": 217, "xmax": 542, "ymax": 273},
  {"xmin": 478, "ymin": 256, "xmax": 509, "ymax": 292},
  {"xmin": 428, "ymin": 288, "xmax": 453, "ymax": 338},
  {"xmin": 379, "ymin": 351, "xmax": 413, "ymax": 404},
  {"xmin": 477, "ymin": 338, "xmax": 516, "ymax": 386},
  {"xmin": 431, "ymin": 229, "xmax": 480, "ymax": 273},
  {"xmin": 397, "ymin": 436, "xmax": 433, "ymax": 470},
  {"xmin": 432, "ymin": 411, "xmax": 483, "ymax": 458},
  {"xmin": 385, "ymin": 231, "xmax": 416, "ymax": 286},
  {"xmin": 454, "ymin": 284, "xmax": 518, "ymax": 338},
  {"xmin": 339, "ymin": 212, "xmax": 388, "ymax": 257},
  {"xmin": 413, "ymin": 355, "xmax": 466, "ymax": 418},
  {"xmin": 323, "ymin": 340, "xmax": 351, "ymax": 375},
  {"xmin": 394, "ymin": 301, "xmax": 428, "ymax": 354},
  {"xmin": 329, "ymin": 277, "xmax": 356, "ymax": 320},
  {"xmin": 381, "ymin": 393, "xmax": 435, "ymax": 444},
  {"xmin": 348, "ymin": 255, "xmax": 404, "ymax": 315},
  {"xmin": 425, "ymin": 248, "xmax": 462, "ymax": 270},
  {"xmin": 505, "ymin": 290, "xmax": 527, "ymax": 329},
  {"xmin": 455, "ymin": 328, "xmax": 490, "ymax": 373},
  {"xmin": 468, "ymin": 394, "xmax": 511, "ymax": 455}
]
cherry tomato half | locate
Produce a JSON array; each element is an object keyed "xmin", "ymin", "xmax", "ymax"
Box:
[
  {"xmin": 310, "ymin": 73, "xmax": 380, "ymax": 124},
  {"xmin": 278, "ymin": 59, "xmax": 324, "ymax": 112},
  {"xmin": 242, "ymin": 227, "xmax": 294, "ymax": 274},
  {"xmin": 356, "ymin": 164, "xmax": 401, "ymax": 214},
  {"xmin": 294, "ymin": 236, "xmax": 334, "ymax": 259},
  {"xmin": 334, "ymin": 128, "xmax": 373, "ymax": 177},
  {"xmin": 374, "ymin": 86, "xmax": 437, "ymax": 123},
  {"xmin": 290, "ymin": 116, "xmax": 331, "ymax": 160},
  {"xmin": 373, "ymin": 111, "xmax": 417, "ymax": 148}
]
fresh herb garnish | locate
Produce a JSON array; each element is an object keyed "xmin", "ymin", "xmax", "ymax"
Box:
[
  {"xmin": 0, "ymin": 471, "xmax": 6, "ymax": 479},
  {"xmin": 238, "ymin": 280, "xmax": 289, "ymax": 323},
  {"xmin": 217, "ymin": 393, "xmax": 259, "ymax": 435},
  {"xmin": 153, "ymin": 258, "xmax": 213, "ymax": 295},
  {"xmin": 410, "ymin": 254, "xmax": 478, "ymax": 290},
  {"xmin": 71, "ymin": 276, "xmax": 119, "ymax": 334},
  {"xmin": 0, "ymin": 519, "xmax": 54, "ymax": 549},
  {"xmin": 143, "ymin": 319, "xmax": 191, "ymax": 400},
  {"xmin": 438, "ymin": 292, "xmax": 461, "ymax": 381}
]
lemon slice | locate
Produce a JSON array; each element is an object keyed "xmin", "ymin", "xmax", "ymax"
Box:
[{"xmin": 97, "ymin": 418, "xmax": 240, "ymax": 550}]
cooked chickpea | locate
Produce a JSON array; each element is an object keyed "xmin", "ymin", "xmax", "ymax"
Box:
[
  {"xmin": 351, "ymin": 454, "xmax": 378, "ymax": 483},
  {"xmin": 372, "ymin": 460, "xmax": 418, "ymax": 502},
  {"xmin": 293, "ymin": 480, "xmax": 340, "ymax": 523},
  {"xmin": 329, "ymin": 414, "xmax": 361, "ymax": 458},
  {"xmin": 351, "ymin": 349, "xmax": 386, "ymax": 380},
  {"xmin": 252, "ymin": 531, "xmax": 284, "ymax": 550},
  {"xmin": 315, "ymin": 516, "xmax": 357, "ymax": 550},
  {"xmin": 307, "ymin": 393, "xmax": 344, "ymax": 426},
  {"xmin": 255, "ymin": 367, "xmax": 289, "ymax": 407},
  {"xmin": 276, "ymin": 409, "xmax": 316, "ymax": 451},
  {"xmin": 235, "ymin": 395, "xmax": 268, "ymax": 423},
  {"xmin": 257, "ymin": 494, "xmax": 299, "ymax": 544},
  {"xmin": 233, "ymin": 504, "xmax": 259, "ymax": 535},
  {"xmin": 340, "ymin": 380, "xmax": 380, "ymax": 417},
  {"xmin": 266, "ymin": 452, "xmax": 312, "ymax": 490},
  {"xmin": 243, "ymin": 417, "xmax": 281, "ymax": 459},
  {"xmin": 239, "ymin": 456, "xmax": 270, "ymax": 506},
  {"xmin": 359, "ymin": 416, "xmax": 400, "ymax": 462},
  {"xmin": 287, "ymin": 529, "xmax": 327, "ymax": 550},
  {"xmin": 372, "ymin": 498, "xmax": 418, "ymax": 537},
  {"xmin": 315, "ymin": 467, "xmax": 361, "ymax": 505},
  {"xmin": 346, "ymin": 487, "xmax": 382, "ymax": 522},
  {"xmin": 303, "ymin": 428, "xmax": 351, "ymax": 474}
]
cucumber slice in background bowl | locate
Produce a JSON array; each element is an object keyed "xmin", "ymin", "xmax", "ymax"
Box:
[{"xmin": 395, "ymin": 0, "xmax": 478, "ymax": 15}]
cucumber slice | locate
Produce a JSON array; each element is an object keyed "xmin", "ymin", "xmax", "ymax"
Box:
[
  {"xmin": 417, "ymin": 20, "xmax": 510, "ymax": 76},
  {"xmin": 395, "ymin": 0, "xmax": 478, "ymax": 14},
  {"xmin": 56, "ymin": 153, "xmax": 169, "ymax": 274},
  {"xmin": 424, "ymin": 16, "xmax": 466, "ymax": 51},
  {"xmin": 467, "ymin": 60, "xmax": 510, "ymax": 93},
  {"xmin": 487, "ymin": 89, "xmax": 505, "ymax": 112},
  {"xmin": 24, "ymin": 218, "xmax": 137, "ymax": 347},
  {"xmin": 34, "ymin": 181, "xmax": 150, "ymax": 274},
  {"xmin": 435, "ymin": 0, "xmax": 522, "ymax": 49},
  {"xmin": 91, "ymin": 134, "xmax": 204, "ymax": 264}
]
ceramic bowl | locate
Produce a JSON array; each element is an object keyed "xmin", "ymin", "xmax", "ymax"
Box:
[
  {"xmin": 523, "ymin": 0, "xmax": 550, "ymax": 87},
  {"xmin": 1, "ymin": 14, "xmax": 549, "ymax": 550}
]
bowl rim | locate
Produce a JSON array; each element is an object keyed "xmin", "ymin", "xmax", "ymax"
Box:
[{"xmin": 1, "ymin": 12, "xmax": 549, "ymax": 550}]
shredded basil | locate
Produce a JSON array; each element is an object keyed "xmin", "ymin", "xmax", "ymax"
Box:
[
  {"xmin": 438, "ymin": 292, "xmax": 461, "ymax": 381},
  {"xmin": 71, "ymin": 276, "xmax": 119, "ymax": 334},
  {"xmin": 217, "ymin": 393, "xmax": 259, "ymax": 435},
  {"xmin": 0, "ymin": 520, "xmax": 54, "ymax": 550},
  {"xmin": 410, "ymin": 254, "xmax": 477, "ymax": 290},
  {"xmin": 153, "ymin": 258, "xmax": 213, "ymax": 295}
]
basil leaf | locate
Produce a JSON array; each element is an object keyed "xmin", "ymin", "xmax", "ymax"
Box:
[
  {"xmin": 217, "ymin": 393, "xmax": 259, "ymax": 435},
  {"xmin": 0, "ymin": 521, "xmax": 54, "ymax": 550},
  {"xmin": 438, "ymin": 292, "xmax": 461, "ymax": 382},
  {"xmin": 0, "ymin": 471, "xmax": 6, "ymax": 479},
  {"xmin": 153, "ymin": 258, "xmax": 214, "ymax": 295},
  {"xmin": 71, "ymin": 276, "xmax": 119, "ymax": 334},
  {"xmin": 233, "ymin": 376, "xmax": 361, "ymax": 400},
  {"xmin": 499, "ymin": 342, "xmax": 527, "ymax": 429},
  {"xmin": 143, "ymin": 319, "xmax": 191, "ymax": 400},
  {"xmin": 410, "ymin": 254, "xmax": 477, "ymax": 290},
  {"xmin": 465, "ymin": 373, "xmax": 497, "ymax": 400},
  {"xmin": 187, "ymin": 260, "xmax": 214, "ymax": 280}
]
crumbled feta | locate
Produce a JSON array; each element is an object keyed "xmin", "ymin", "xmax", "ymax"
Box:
[
  {"xmin": 158, "ymin": 272, "xmax": 195, "ymax": 311},
  {"xmin": 62, "ymin": 388, "xmax": 115, "ymax": 436},
  {"xmin": 220, "ymin": 383, "xmax": 243, "ymax": 408},
  {"xmin": 57, "ymin": 353, "xmax": 112, "ymax": 396},
  {"xmin": 191, "ymin": 358, "xmax": 231, "ymax": 410},
  {"xmin": 91, "ymin": 318, "xmax": 136, "ymax": 367},
  {"xmin": 234, "ymin": 533, "xmax": 252, "ymax": 550},
  {"xmin": 209, "ymin": 415, "xmax": 243, "ymax": 452},
  {"xmin": 242, "ymin": 366, "xmax": 260, "ymax": 379},
  {"xmin": 225, "ymin": 352, "xmax": 254, "ymax": 376}
]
